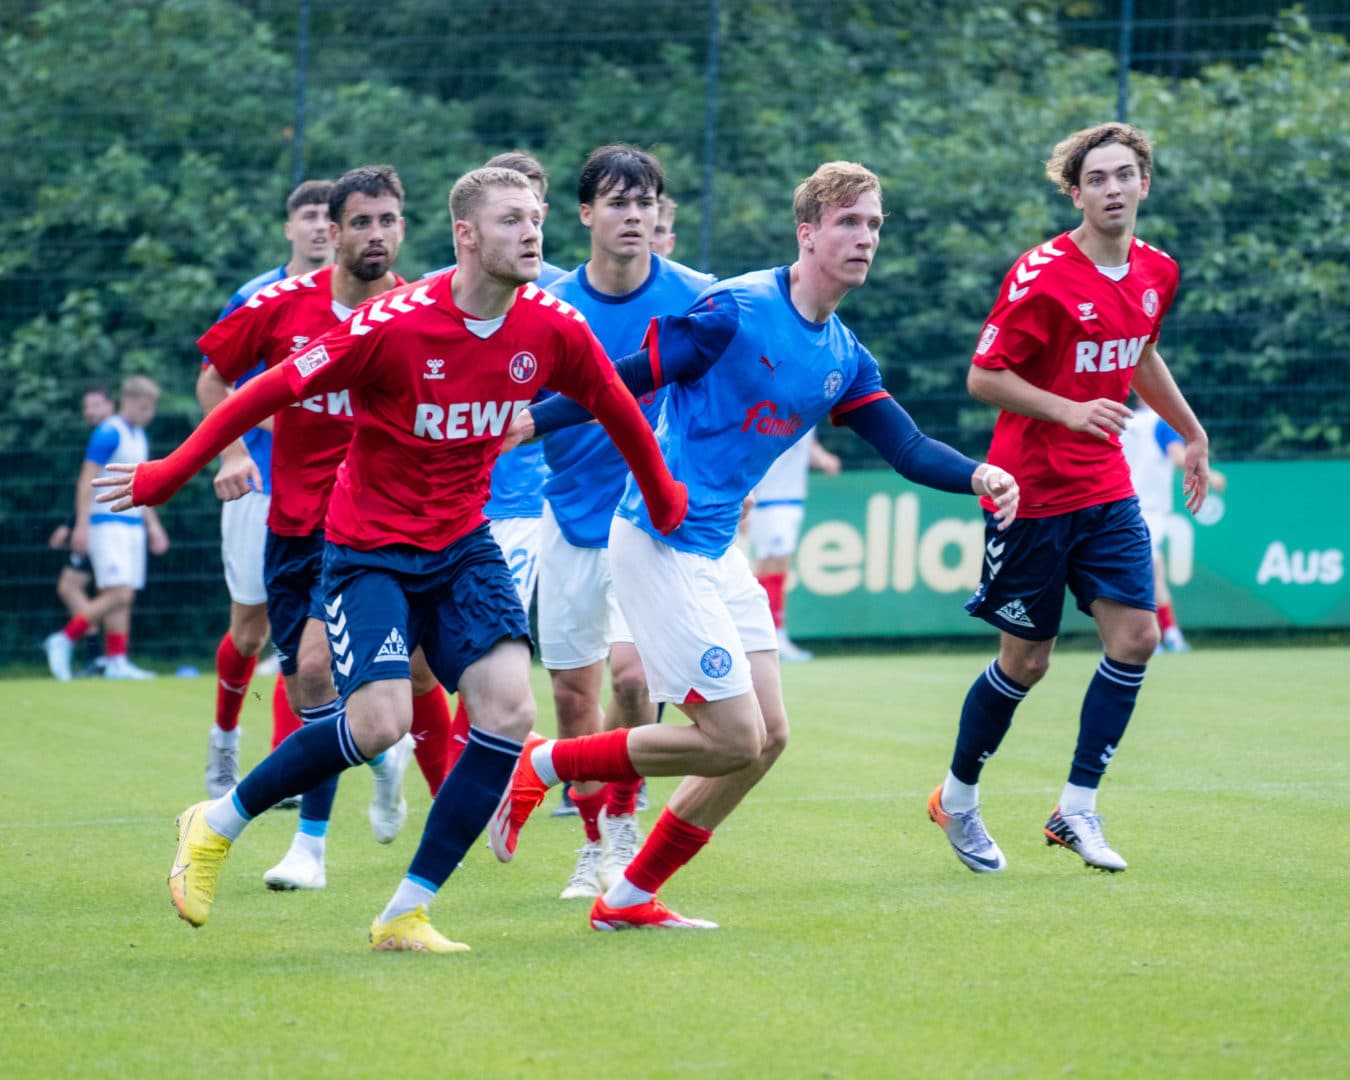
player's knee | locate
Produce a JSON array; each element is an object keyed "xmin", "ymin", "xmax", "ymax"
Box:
[
  {"xmin": 1119, "ymin": 623, "xmax": 1161, "ymax": 665},
  {"xmin": 551, "ymin": 680, "xmax": 598, "ymax": 731},
  {"xmin": 712, "ymin": 723, "xmax": 764, "ymax": 772},
  {"xmin": 475, "ymin": 693, "xmax": 536, "ymax": 742},
  {"xmin": 609, "ymin": 667, "xmax": 650, "ymax": 713},
  {"xmin": 231, "ymin": 625, "xmax": 268, "ymax": 657},
  {"xmin": 294, "ymin": 657, "xmax": 334, "ymax": 709},
  {"xmin": 760, "ymin": 711, "xmax": 789, "ymax": 765}
]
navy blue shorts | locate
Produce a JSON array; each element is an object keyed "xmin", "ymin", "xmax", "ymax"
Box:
[
  {"xmin": 263, "ymin": 529, "xmax": 326, "ymax": 676},
  {"xmin": 964, "ymin": 497, "xmax": 1155, "ymax": 641},
  {"xmin": 321, "ymin": 524, "xmax": 533, "ymax": 698}
]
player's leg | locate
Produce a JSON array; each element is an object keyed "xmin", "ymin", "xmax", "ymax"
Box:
[
  {"xmin": 53, "ymin": 560, "xmax": 102, "ymax": 675},
  {"xmin": 536, "ymin": 517, "xmax": 615, "ymax": 893},
  {"xmin": 1044, "ymin": 500, "xmax": 1159, "ymax": 872},
  {"xmin": 408, "ymin": 648, "xmax": 452, "ymax": 796},
  {"xmin": 370, "ymin": 529, "xmax": 533, "ymax": 952},
  {"xmin": 168, "ymin": 555, "xmax": 413, "ymax": 926},
  {"xmin": 930, "ymin": 513, "xmax": 1073, "ymax": 872},
  {"xmin": 596, "ymin": 637, "xmax": 657, "ymax": 890},
  {"xmin": 752, "ymin": 503, "xmax": 811, "ymax": 661},
  {"xmin": 209, "ymin": 491, "xmax": 272, "ymax": 796}
]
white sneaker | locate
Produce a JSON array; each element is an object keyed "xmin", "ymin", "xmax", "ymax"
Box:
[
  {"xmin": 560, "ymin": 840, "xmax": 604, "ymax": 899},
  {"xmin": 368, "ymin": 733, "xmax": 413, "ymax": 844},
  {"xmin": 43, "ymin": 632, "xmax": 73, "ymax": 682},
  {"xmin": 205, "ymin": 738, "xmax": 240, "ymax": 799},
  {"xmin": 598, "ymin": 809, "xmax": 644, "ymax": 891},
  {"xmin": 1044, "ymin": 807, "xmax": 1128, "ymax": 872},
  {"xmin": 927, "ymin": 786, "xmax": 1007, "ymax": 872},
  {"xmin": 103, "ymin": 655, "xmax": 156, "ymax": 680},
  {"xmin": 263, "ymin": 843, "xmax": 327, "ymax": 890},
  {"xmin": 776, "ymin": 629, "xmax": 813, "ymax": 663}
]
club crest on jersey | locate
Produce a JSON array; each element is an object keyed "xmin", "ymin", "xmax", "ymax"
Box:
[
  {"xmin": 822, "ymin": 369, "xmax": 844, "ymax": 399},
  {"xmin": 1142, "ymin": 288, "xmax": 1159, "ymax": 317},
  {"xmin": 424, "ymin": 358, "xmax": 446, "ymax": 380},
  {"xmin": 294, "ymin": 344, "xmax": 331, "ymax": 379},
  {"xmin": 700, "ymin": 646, "xmax": 732, "ymax": 679},
  {"xmin": 1078, "ymin": 303, "xmax": 1098, "ymax": 321},
  {"xmin": 976, "ymin": 324, "xmax": 999, "ymax": 355},
  {"xmin": 508, "ymin": 351, "xmax": 538, "ymax": 384}
]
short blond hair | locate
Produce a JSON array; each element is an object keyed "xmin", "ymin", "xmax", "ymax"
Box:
[
  {"xmin": 1045, "ymin": 123, "xmax": 1154, "ymax": 194},
  {"xmin": 793, "ymin": 162, "xmax": 881, "ymax": 226},
  {"xmin": 120, "ymin": 374, "xmax": 160, "ymax": 402},
  {"xmin": 449, "ymin": 167, "xmax": 534, "ymax": 224}
]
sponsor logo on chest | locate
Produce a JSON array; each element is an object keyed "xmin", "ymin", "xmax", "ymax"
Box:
[
  {"xmin": 1074, "ymin": 335, "xmax": 1149, "ymax": 373},
  {"xmin": 291, "ymin": 389, "xmax": 352, "ymax": 416},
  {"xmin": 413, "ymin": 400, "xmax": 531, "ymax": 440},
  {"xmin": 742, "ymin": 400, "xmax": 805, "ymax": 437}
]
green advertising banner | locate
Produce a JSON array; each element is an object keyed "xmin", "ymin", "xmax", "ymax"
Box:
[{"xmin": 781, "ymin": 463, "xmax": 1350, "ymax": 638}]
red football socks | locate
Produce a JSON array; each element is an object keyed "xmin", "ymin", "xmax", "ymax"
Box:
[
  {"xmin": 410, "ymin": 687, "xmax": 452, "ymax": 796},
  {"xmin": 213, "ymin": 632, "xmax": 257, "ymax": 733},
  {"xmin": 442, "ymin": 698, "xmax": 473, "ymax": 779},
  {"xmin": 62, "ymin": 614, "xmax": 91, "ymax": 642},
  {"xmin": 270, "ymin": 675, "xmax": 302, "ymax": 749},
  {"xmin": 551, "ymin": 729, "xmax": 642, "ymax": 785},
  {"xmin": 572, "ymin": 786, "xmax": 608, "ymax": 843},
  {"xmin": 606, "ymin": 777, "xmax": 642, "ymax": 818},
  {"xmin": 758, "ymin": 571, "xmax": 786, "ymax": 628},
  {"xmin": 622, "ymin": 807, "xmax": 712, "ymax": 895}
]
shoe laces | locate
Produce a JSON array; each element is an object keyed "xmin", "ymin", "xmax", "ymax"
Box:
[
  {"xmin": 1068, "ymin": 809, "xmax": 1108, "ymax": 849},
  {"xmin": 956, "ymin": 807, "xmax": 995, "ymax": 852},
  {"xmin": 572, "ymin": 843, "xmax": 602, "ymax": 876},
  {"xmin": 607, "ymin": 817, "xmax": 641, "ymax": 862}
]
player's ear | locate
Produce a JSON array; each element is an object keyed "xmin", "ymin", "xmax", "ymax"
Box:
[
  {"xmin": 796, "ymin": 220, "xmax": 815, "ymax": 252},
  {"xmin": 1139, "ymin": 171, "xmax": 1150, "ymax": 201}
]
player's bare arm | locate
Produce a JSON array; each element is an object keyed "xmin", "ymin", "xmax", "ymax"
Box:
[
  {"xmin": 968, "ymin": 364, "xmax": 1131, "ymax": 440},
  {"xmin": 196, "ymin": 362, "xmax": 264, "ymax": 500},
  {"xmin": 143, "ymin": 505, "xmax": 170, "ymax": 555},
  {"xmin": 71, "ymin": 459, "xmax": 101, "ymax": 555},
  {"xmin": 1132, "ymin": 346, "xmax": 1211, "ymax": 512}
]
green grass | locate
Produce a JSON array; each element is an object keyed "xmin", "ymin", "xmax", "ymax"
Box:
[{"xmin": 2, "ymin": 647, "xmax": 1346, "ymax": 1077}]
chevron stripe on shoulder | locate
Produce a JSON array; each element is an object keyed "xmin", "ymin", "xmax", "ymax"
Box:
[
  {"xmin": 1133, "ymin": 237, "xmax": 1175, "ymax": 261},
  {"xmin": 243, "ymin": 270, "xmax": 321, "ymax": 309},
  {"xmin": 521, "ymin": 281, "xmax": 587, "ymax": 323},
  {"xmin": 1005, "ymin": 239, "xmax": 1068, "ymax": 303},
  {"xmin": 348, "ymin": 282, "xmax": 434, "ymax": 337}
]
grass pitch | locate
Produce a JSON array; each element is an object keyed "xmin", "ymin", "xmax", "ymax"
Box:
[{"xmin": 1, "ymin": 646, "xmax": 1345, "ymax": 1077}]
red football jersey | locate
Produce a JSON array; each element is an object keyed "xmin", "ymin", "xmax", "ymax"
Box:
[
  {"xmin": 280, "ymin": 271, "xmax": 636, "ymax": 551},
  {"xmin": 198, "ymin": 265, "xmax": 402, "ymax": 536},
  {"xmin": 971, "ymin": 232, "xmax": 1179, "ymax": 517}
]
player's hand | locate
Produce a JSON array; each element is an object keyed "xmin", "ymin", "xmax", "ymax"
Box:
[
  {"xmin": 502, "ymin": 409, "xmax": 535, "ymax": 453},
  {"xmin": 819, "ymin": 450, "xmax": 842, "ymax": 476},
  {"xmin": 975, "ymin": 464, "xmax": 1019, "ymax": 531},
  {"xmin": 70, "ymin": 522, "xmax": 90, "ymax": 556},
  {"xmin": 1063, "ymin": 397, "xmax": 1132, "ymax": 440},
  {"xmin": 48, "ymin": 523, "xmax": 71, "ymax": 550},
  {"xmin": 92, "ymin": 462, "xmax": 140, "ymax": 512},
  {"xmin": 214, "ymin": 453, "xmax": 262, "ymax": 502},
  {"xmin": 1180, "ymin": 441, "xmax": 1211, "ymax": 514}
]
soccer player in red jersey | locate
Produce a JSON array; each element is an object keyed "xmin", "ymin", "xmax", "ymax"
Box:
[
  {"xmin": 926, "ymin": 123, "xmax": 1215, "ymax": 874},
  {"xmin": 195, "ymin": 165, "xmax": 418, "ymax": 891},
  {"xmin": 97, "ymin": 165, "xmax": 687, "ymax": 952},
  {"xmin": 199, "ymin": 179, "xmax": 332, "ymax": 802}
]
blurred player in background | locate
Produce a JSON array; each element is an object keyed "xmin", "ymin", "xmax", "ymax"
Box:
[
  {"xmin": 747, "ymin": 425, "xmax": 841, "ymax": 662},
  {"xmin": 495, "ymin": 161, "xmax": 1018, "ymax": 930},
  {"xmin": 538, "ymin": 143, "xmax": 715, "ymax": 899},
  {"xmin": 198, "ymin": 178, "xmax": 332, "ymax": 800},
  {"xmin": 422, "ymin": 150, "xmax": 566, "ymax": 793},
  {"xmin": 47, "ymin": 384, "xmax": 116, "ymax": 674},
  {"xmin": 44, "ymin": 376, "xmax": 169, "ymax": 681},
  {"xmin": 651, "ymin": 194, "xmax": 678, "ymax": 257},
  {"xmin": 98, "ymin": 164, "xmax": 687, "ymax": 953},
  {"xmin": 929, "ymin": 123, "xmax": 1213, "ymax": 877},
  {"xmin": 1121, "ymin": 397, "xmax": 1227, "ymax": 653},
  {"xmin": 195, "ymin": 165, "xmax": 415, "ymax": 892}
]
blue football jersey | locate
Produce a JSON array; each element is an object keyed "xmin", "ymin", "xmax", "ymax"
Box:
[
  {"xmin": 543, "ymin": 255, "xmax": 716, "ymax": 547},
  {"xmin": 86, "ymin": 416, "xmax": 150, "ymax": 526},
  {"xmin": 616, "ymin": 266, "xmax": 887, "ymax": 557},
  {"xmin": 425, "ymin": 260, "xmax": 566, "ymax": 520},
  {"xmin": 203, "ymin": 264, "xmax": 286, "ymax": 494}
]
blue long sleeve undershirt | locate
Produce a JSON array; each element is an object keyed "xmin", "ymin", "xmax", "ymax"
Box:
[{"xmin": 528, "ymin": 347, "xmax": 978, "ymax": 495}]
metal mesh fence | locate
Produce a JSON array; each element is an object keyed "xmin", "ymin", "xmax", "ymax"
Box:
[{"xmin": 3, "ymin": 0, "xmax": 1347, "ymax": 661}]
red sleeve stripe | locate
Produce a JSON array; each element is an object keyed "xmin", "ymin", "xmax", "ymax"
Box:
[
  {"xmin": 829, "ymin": 390, "xmax": 889, "ymax": 425},
  {"xmin": 642, "ymin": 317, "xmax": 665, "ymax": 388}
]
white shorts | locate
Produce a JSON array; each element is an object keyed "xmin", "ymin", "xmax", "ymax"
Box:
[
  {"xmin": 609, "ymin": 516, "xmax": 776, "ymax": 704},
  {"xmin": 1141, "ymin": 508, "xmax": 1167, "ymax": 557},
  {"xmin": 221, "ymin": 489, "xmax": 270, "ymax": 606},
  {"xmin": 748, "ymin": 502, "xmax": 805, "ymax": 560},
  {"xmin": 537, "ymin": 504, "xmax": 631, "ymax": 670},
  {"xmin": 489, "ymin": 515, "xmax": 542, "ymax": 613},
  {"xmin": 89, "ymin": 521, "xmax": 146, "ymax": 590}
]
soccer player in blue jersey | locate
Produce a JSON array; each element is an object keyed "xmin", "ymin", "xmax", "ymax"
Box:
[
  {"xmin": 44, "ymin": 376, "xmax": 170, "ymax": 681},
  {"xmin": 197, "ymin": 178, "xmax": 332, "ymax": 798},
  {"xmin": 422, "ymin": 151, "xmax": 565, "ymax": 788},
  {"xmin": 492, "ymin": 161, "xmax": 1021, "ymax": 930},
  {"xmin": 530, "ymin": 144, "xmax": 717, "ymax": 899}
]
